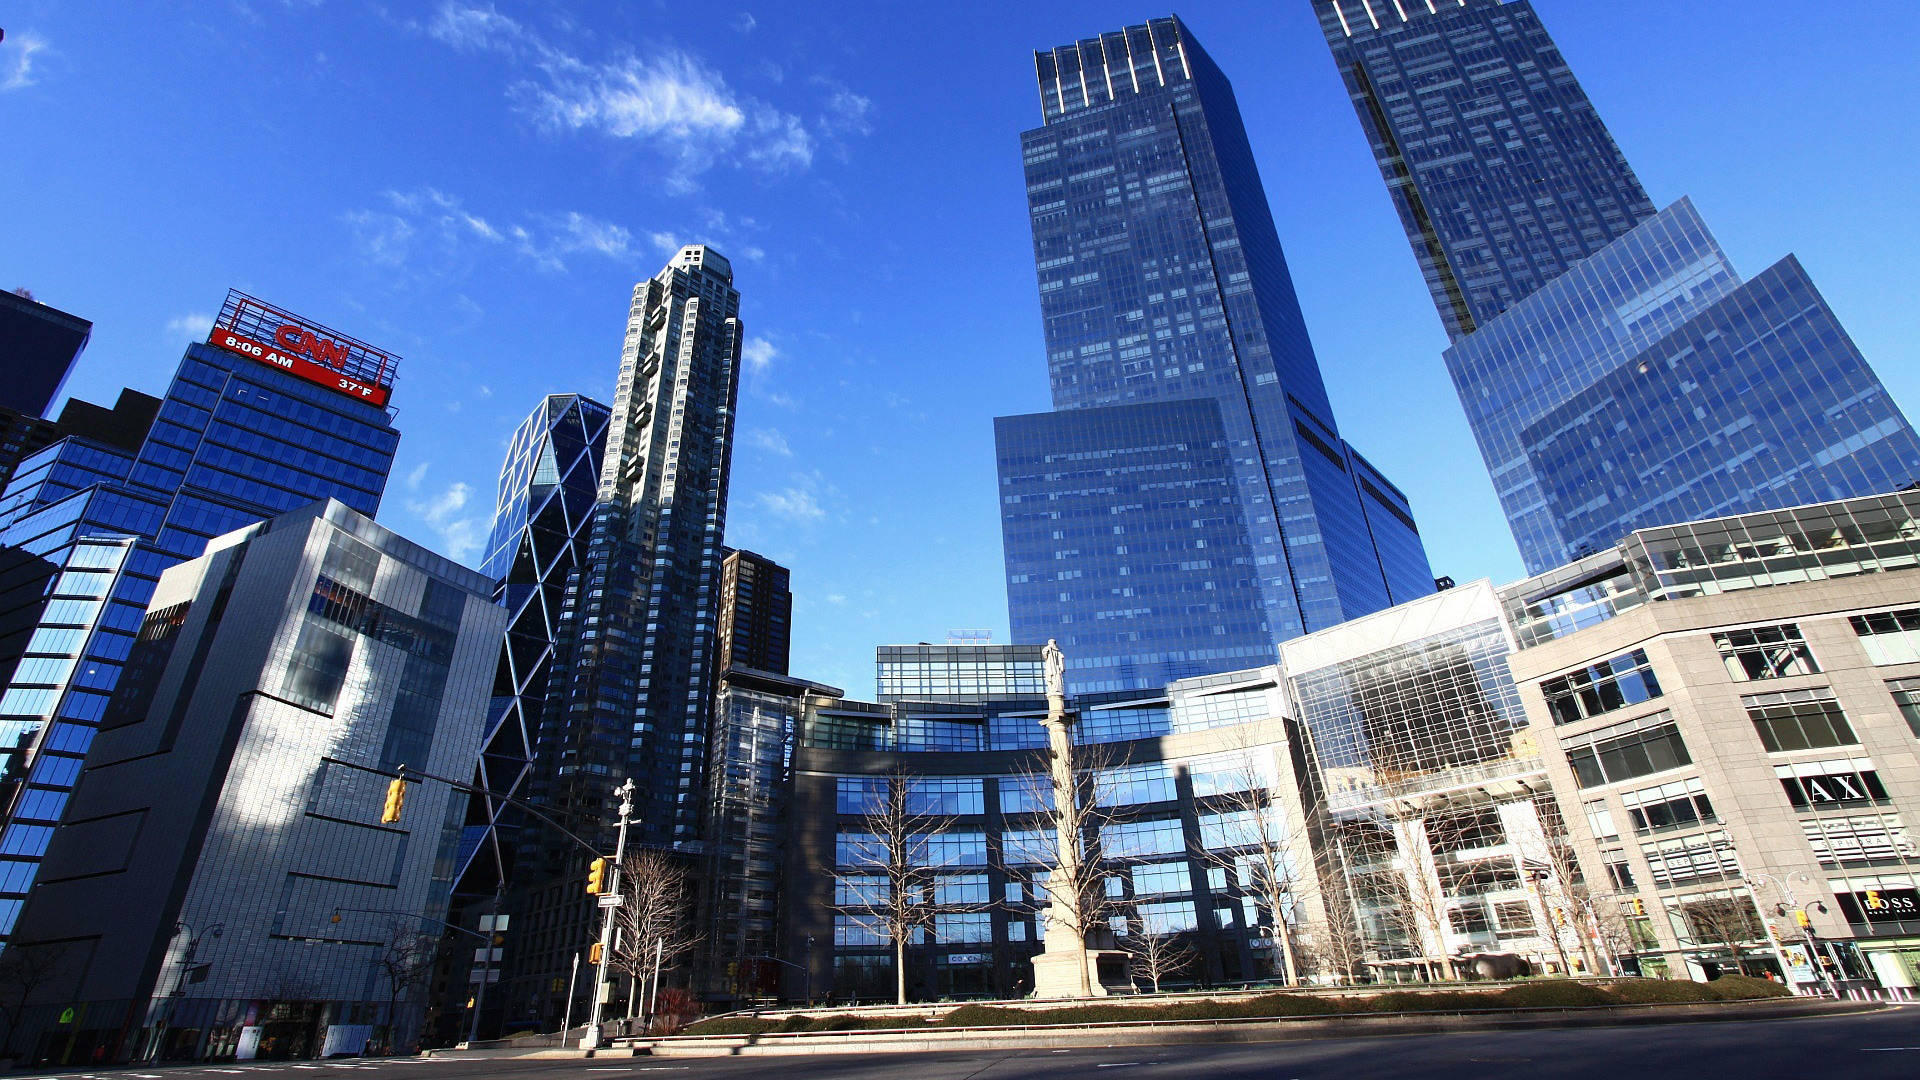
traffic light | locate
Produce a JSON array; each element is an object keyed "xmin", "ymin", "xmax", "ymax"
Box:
[
  {"xmin": 586, "ymin": 857, "xmax": 607, "ymax": 895},
  {"xmin": 588, "ymin": 942, "xmax": 603, "ymax": 965},
  {"xmin": 1865, "ymin": 889, "xmax": 1884, "ymax": 909},
  {"xmin": 1627, "ymin": 898, "xmax": 1646, "ymax": 917},
  {"xmin": 1794, "ymin": 909, "xmax": 1812, "ymax": 928},
  {"xmin": 380, "ymin": 777, "xmax": 407, "ymax": 823}
]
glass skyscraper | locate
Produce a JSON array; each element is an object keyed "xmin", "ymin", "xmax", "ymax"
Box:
[
  {"xmin": 503, "ymin": 247, "xmax": 743, "ymax": 1026},
  {"xmin": 453, "ymin": 393, "xmax": 609, "ymax": 898},
  {"xmin": 998, "ymin": 15, "xmax": 1435, "ymax": 695},
  {"xmin": 0, "ymin": 290, "xmax": 401, "ymax": 939},
  {"xmin": 1318, "ymin": 0, "xmax": 1920, "ymax": 572}
]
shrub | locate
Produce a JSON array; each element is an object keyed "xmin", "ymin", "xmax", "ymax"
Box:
[
  {"xmin": 1359, "ymin": 990, "xmax": 1496, "ymax": 1014},
  {"xmin": 1705, "ymin": 974, "xmax": 1793, "ymax": 1000},
  {"xmin": 1493, "ymin": 982, "xmax": 1614, "ymax": 1009},
  {"xmin": 1235, "ymin": 993, "xmax": 1344, "ymax": 1018},
  {"xmin": 680, "ymin": 1017, "xmax": 776, "ymax": 1037},
  {"xmin": 939, "ymin": 1005, "xmax": 1023, "ymax": 1028},
  {"xmin": 1604, "ymin": 979, "xmax": 1718, "ymax": 1005}
]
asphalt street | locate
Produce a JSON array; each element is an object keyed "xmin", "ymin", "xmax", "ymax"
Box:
[{"xmin": 18, "ymin": 1010, "xmax": 1920, "ymax": 1080}]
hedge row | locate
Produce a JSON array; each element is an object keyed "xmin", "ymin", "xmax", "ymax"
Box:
[{"xmin": 681, "ymin": 976, "xmax": 1789, "ymax": 1036}]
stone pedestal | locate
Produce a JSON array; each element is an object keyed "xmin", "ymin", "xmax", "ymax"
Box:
[{"xmin": 1030, "ymin": 946, "xmax": 1130, "ymax": 998}]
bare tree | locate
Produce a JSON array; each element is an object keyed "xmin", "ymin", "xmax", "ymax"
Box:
[
  {"xmin": 1674, "ymin": 892, "xmax": 1767, "ymax": 976},
  {"xmin": 0, "ymin": 945, "xmax": 66, "ymax": 1056},
  {"xmin": 1299, "ymin": 847, "xmax": 1369, "ymax": 986},
  {"xmin": 612, "ymin": 847, "xmax": 700, "ymax": 1020},
  {"xmin": 1120, "ymin": 927, "xmax": 1193, "ymax": 994},
  {"xmin": 1191, "ymin": 750, "xmax": 1307, "ymax": 985},
  {"xmin": 1512, "ymin": 793, "xmax": 1613, "ymax": 976},
  {"xmin": 376, "ymin": 924, "xmax": 436, "ymax": 1055},
  {"xmin": 827, "ymin": 767, "xmax": 957, "ymax": 1005},
  {"xmin": 1005, "ymin": 739, "xmax": 1128, "ymax": 997}
]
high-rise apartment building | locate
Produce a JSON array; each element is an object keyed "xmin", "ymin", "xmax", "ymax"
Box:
[
  {"xmin": 997, "ymin": 16, "xmax": 1435, "ymax": 695},
  {"xmin": 0, "ymin": 290, "xmax": 400, "ymax": 940},
  {"xmin": 502, "ymin": 247, "xmax": 743, "ymax": 1028},
  {"xmin": 716, "ymin": 548, "xmax": 792, "ymax": 677},
  {"xmin": 7, "ymin": 500, "xmax": 504, "ymax": 1064},
  {"xmin": 1318, "ymin": 0, "xmax": 1920, "ymax": 572}
]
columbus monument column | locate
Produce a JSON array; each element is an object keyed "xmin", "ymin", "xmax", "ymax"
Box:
[{"xmin": 1029, "ymin": 639, "xmax": 1122, "ymax": 997}]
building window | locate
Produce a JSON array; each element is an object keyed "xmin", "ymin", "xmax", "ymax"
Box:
[
  {"xmin": 1713, "ymin": 624, "xmax": 1820, "ymax": 681},
  {"xmin": 1744, "ymin": 690, "xmax": 1859, "ymax": 753},
  {"xmin": 907, "ymin": 778, "xmax": 985, "ymax": 816},
  {"xmin": 1100, "ymin": 818, "xmax": 1187, "ymax": 859},
  {"xmin": 1640, "ymin": 831, "xmax": 1740, "ymax": 887},
  {"xmin": 1852, "ymin": 609, "xmax": 1920, "ymax": 666},
  {"xmin": 931, "ymin": 912, "xmax": 991, "ymax": 944},
  {"xmin": 1566, "ymin": 718, "xmax": 1691, "ymax": 788},
  {"xmin": 1540, "ymin": 650, "xmax": 1662, "ymax": 725},
  {"xmin": 1603, "ymin": 854, "xmax": 1636, "ymax": 891},
  {"xmin": 1801, "ymin": 814, "xmax": 1914, "ymax": 865},
  {"xmin": 1491, "ymin": 900, "xmax": 1536, "ymax": 934},
  {"xmin": 1584, "ymin": 800, "xmax": 1619, "ymax": 842},
  {"xmin": 835, "ymin": 777, "xmax": 886, "ymax": 816},
  {"xmin": 1619, "ymin": 778, "xmax": 1715, "ymax": 835},
  {"xmin": 1095, "ymin": 762, "xmax": 1178, "ymax": 806},
  {"xmin": 1887, "ymin": 678, "xmax": 1920, "ymax": 738},
  {"xmin": 1776, "ymin": 759, "xmax": 1890, "ymax": 808}
]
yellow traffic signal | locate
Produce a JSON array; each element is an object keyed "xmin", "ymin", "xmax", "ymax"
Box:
[
  {"xmin": 1865, "ymin": 890, "xmax": 1884, "ymax": 909},
  {"xmin": 1794, "ymin": 909, "xmax": 1812, "ymax": 928},
  {"xmin": 586, "ymin": 857, "xmax": 607, "ymax": 895},
  {"xmin": 588, "ymin": 942, "xmax": 603, "ymax": 965},
  {"xmin": 1627, "ymin": 898, "xmax": 1646, "ymax": 917},
  {"xmin": 381, "ymin": 777, "xmax": 407, "ymax": 823}
]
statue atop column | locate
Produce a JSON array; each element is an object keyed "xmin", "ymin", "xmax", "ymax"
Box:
[
  {"xmin": 1043, "ymin": 638, "xmax": 1066, "ymax": 702},
  {"xmin": 1028, "ymin": 638, "xmax": 1125, "ymax": 997}
]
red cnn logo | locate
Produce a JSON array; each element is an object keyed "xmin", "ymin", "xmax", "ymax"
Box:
[{"xmin": 274, "ymin": 324, "xmax": 352, "ymax": 367}]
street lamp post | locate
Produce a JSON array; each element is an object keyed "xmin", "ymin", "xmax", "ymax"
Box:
[
  {"xmin": 148, "ymin": 922, "xmax": 222, "ymax": 1063},
  {"xmin": 584, "ymin": 779, "xmax": 636, "ymax": 1049},
  {"xmin": 1745, "ymin": 872, "xmax": 1839, "ymax": 997}
]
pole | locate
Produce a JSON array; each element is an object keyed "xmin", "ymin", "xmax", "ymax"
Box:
[
  {"xmin": 466, "ymin": 888, "xmax": 501, "ymax": 1046},
  {"xmin": 647, "ymin": 937, "xmax": 663, "ymax": 1023},
  {"xmin": 561, "ymin": 951, "xmax": 580, "ymax": 1045},
  {"xmin": 590, "ymin": 779, "xmax": 635, "ymax": 1044}
]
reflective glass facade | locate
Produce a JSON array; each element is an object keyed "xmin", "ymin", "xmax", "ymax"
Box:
[
  {"xmin": 1316, "ymin": 0, "xmax": 1657, "ymax": 341},
  {"xmin": 1322, "ymin": 3, "xmax": 1920, "ymax": 575},
  {"xmin": 454, "ymin": 393, "xmax": 609, "ymax": 897},
  {"xmin": 785, "ymin": 665, "xmax": 1314, "ymax": 1000},
  {"xmin": 1002, "ymin": 17, "xmax": 1433, "ymax": 695},
  {"xmin": 7, "ymin": 501, "xmax": 502, "ymax": 1063},
  {"xmin": 0, "ymin": 292, "xmax": 401, "ymax": 940}
]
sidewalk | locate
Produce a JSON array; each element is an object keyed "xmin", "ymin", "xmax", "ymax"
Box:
[{"xmin": 609, "ymin": 997, "xmax": 1883, "ymax": 1058}]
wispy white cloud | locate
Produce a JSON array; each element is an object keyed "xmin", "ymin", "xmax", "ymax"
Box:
[
  {"xmin": 346, "ymin": 187, "xmax": 642, "ymax": 274},
  {"xmin": 758, "ymin": 487, "xmax": 824, "ymax": 523},
  {"xmin": 731, "ymin": 13, "xmax": 757, "ymax": 34},
  {"xmin": 1, "ymin": 32, "xmax": 49, "ymax": 91},
  {"xmin": 742, "ymin": 336, "xmax": 778, "ymax": 374},
  {"xmin": 405, "ymin": 469, "xmax": 486, "ymax": 564},
  {"xmin": 816, "ymin": 79, "xmax": 874, "ymax": 138},
  {"xmin": 746, "ymin": 428, "xmax": 792, "ymax": 457},
  {"xmin": 164, "ymin": 312, "xmax": 215, "ymax": 344},
  {"xmin": 423, "ymin": 1, "xmax": 823, "ymax": 191}
]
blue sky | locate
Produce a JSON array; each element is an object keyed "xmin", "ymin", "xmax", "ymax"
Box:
[{"xmin": 4, "ymin": 1, "xmax": 1917, "ymax": 698}]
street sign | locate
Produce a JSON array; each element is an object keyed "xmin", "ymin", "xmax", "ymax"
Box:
[{"xmin": 597, "ymin": 893, "xmax": 624, "ymax": 908}]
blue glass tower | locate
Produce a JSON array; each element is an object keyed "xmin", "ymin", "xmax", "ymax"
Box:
[
  {"xmin": 453, "ymin": 393, "xmax": 609, "ymax": 897},
  {"xmin": 0, "ymin": 290, "xmax": 401, "ymax": 938},
  {"xmin": 1319, "ymin": 0, "xmax": 1920, "ymax": 573},
  {"xmin": 998, "ymin": 16, "xmax": 1434, "ymax": 694}
]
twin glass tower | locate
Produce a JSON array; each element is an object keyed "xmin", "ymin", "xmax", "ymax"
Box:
[
  {"xmin": 1317, "ymin": 0, "xmax": 1920, "ymax": 572},
  {"xmin": 996, "ymin": 16, "xmax": 1436, "ymax": 695},
  {"xmin": 1001, "ymin": 3, "xmax": 1920, "ymax": 693}
]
